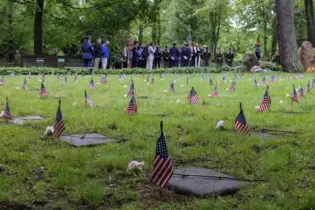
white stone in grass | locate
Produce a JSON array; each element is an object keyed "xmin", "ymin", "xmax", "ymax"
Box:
[
  {"xmin": 124, "ymin": 94, "xmax": 127, "ymax": 97},
  {"xmin": 176, "ymin": 99, "xmax": 181, "ymax": 104},
  {"xmin": 280, "ymin": 100, "xmax": 284, "ymax": 104},
  {"xmin": 144, "ymin": 79, "xmax": 146, "ymax": 82},
  {"xmin": 173, "ymin": 79, "xmax": 176, "ymax": 83},
  {"xmin": 123, "ymin": 85, "xmax": 127, "ymax": 88},
  {"xmin": 208, "ymin": 94, "xmax": 211, "ymax": 97},
  {"xmin": 180, "ymin": 84, "xmax": 184, "ymax": 87},
  {"xmin": 226, "ymin": 88, "xmax": 229, "ymax": 92},
  {"xmin": 16, "ymin": 87, "xmax": 20, "ymax": 90},
  {"xmin": 255, "ymin": 106, "xmax": 260, "ymax": 111},
  {"xmin": 96, "ymin": 82, "xmax": 100, "ymax": 85},
  {"xmin": 215, "ymin": 120, "xmax": 224, "ymax": 129},
  {"xmin": 164, "ymin": 90, "xmax": 168, "ymax": 93},
  {"xmin": 296, "ymin": 88, "xmax": 299, "ymax": 92},
  {"xmin": 0, "ymin": 111, "xmax": 4, "ymax": 117},
  {"xmin": 73, "ymin": 101, "xmax": 77, "ymax": 106},
  {"xmin": 38, "ymin": 80, "xmax": 42, "ymax": 82},
  {"xmin": 286, "ymin": 94, "xmax": 290, "ymax": 97},
  {"xmin": 12, "ymin": 118, "xmax": 23, "ymax": 124},
  {"xmin": 127, "ymin": 161, "xmax": 144, "ymax": 172},
  {"xmin": 44, "ymin": 126, "xmax": 54, "ymax": 136},
  {"xmin": 147, "ymin": 83, "xmax": 149, "ymax": 85},
  {"xmin": 161, "ymin": 79, "xmax": 164, "ymax": 81}
]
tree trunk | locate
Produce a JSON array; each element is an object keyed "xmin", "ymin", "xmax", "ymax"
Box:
[
  {"xmin": 263, "ymin": 10, "xmax": 268, "ymax": 60},
  {"xmin": 157, "ymin": 10, "xmax": 161, "ymax": 45},
  {"xmin": 139, "ymin": 28, "xmax": 144, "ymax": 44},
  {"xmin": 276, "ymin": 0, "xmax": 303, "ymax": 72},
  {"xmin": 304, "ymin": 0, "xmax": 315, "ymax": 46},
  {"xmin": 8, "ymin": 1, "xmax": 14, "ymax": 61},
  {"xmin": 34, "ymin": 0, "xmax": 44, "ymax": 55},
  {"xmin": 271, "ymin": 5, "xmax": 277, "ymax": 57},
  {"xmin": 152, "ymin": 23, "xmax": 157, "ymax": 44}
]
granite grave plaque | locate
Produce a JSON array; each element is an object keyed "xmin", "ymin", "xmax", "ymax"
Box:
[
  {"xmin": 163, "ymin": 167, "xmax": 252, "ymax": 196},
  {"xmin": 61, "ymin": 133, "xmax": 120, "ymax": 147}
]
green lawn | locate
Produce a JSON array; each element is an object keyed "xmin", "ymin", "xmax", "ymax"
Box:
[{"xmin": 0, "ymin": 72, "xmax": 315, "ymax": 209}]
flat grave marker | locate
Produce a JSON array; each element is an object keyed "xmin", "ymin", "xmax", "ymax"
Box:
[{"xmin": 60, "ymin": 133, "xmax": 120, "ymax": 147}]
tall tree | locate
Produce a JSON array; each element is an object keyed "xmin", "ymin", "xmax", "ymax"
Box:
[
  {"xmin": 276, "ymin": 0, "xmax": 303, "ymax": 72},
  {"xmin": 34, "ymin": 0, "xmax": 44, "ymax": 55},
  {"xmin": 304, "ymin": 0, "xmax": 315, "ymax": 46}
]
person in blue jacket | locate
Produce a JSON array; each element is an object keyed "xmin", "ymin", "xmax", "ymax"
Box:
[
  {"xmin": 101, "ymin": 40, "xmax": 110, "ymax": 69},
  {"xmin": 81, "ymin": 37, "xmax": 94, "ymax": 67},
  {"xmin": 181, "ymin": 42, "xmax": 190, "ymax": 67},
  {"xmin": 169, "ymin": 41, "xmax": 179, "ymax": 68}
]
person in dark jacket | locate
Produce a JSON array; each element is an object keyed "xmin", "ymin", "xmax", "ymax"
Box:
[
  {"xmin": 81, "ymin": 37, "xmax": 94, "ymax": 67},
  {"xmin": 93, "ymin": 38, "xmax": 102, "ymax": 69},
  {"xmin": 153, "ymin": 46, "xmax": 162, "ymax": 69},
  {"xmin": 132, "ymin": 41, "xmax": 139, "ymax": 68},
  {"xmin": 181, "ymin": 42, "xmax": 190, "ymax": 67},
  {"xmin": 169, "ymin": 42, "xmax": 179, "ymax": 68}
]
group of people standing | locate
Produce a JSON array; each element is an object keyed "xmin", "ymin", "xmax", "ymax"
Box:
[
  {"xmin": 122, "ymin": 41, "xmax": 235, "ymax": 70},
  {"xmin": 81, "ymin": 37, "xmax": 110, "ymax": 69}
]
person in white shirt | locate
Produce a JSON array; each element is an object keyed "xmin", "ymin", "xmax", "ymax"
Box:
[{"xmin": 146, "ymin": 42, "xmax": 155, "ymax": 71}]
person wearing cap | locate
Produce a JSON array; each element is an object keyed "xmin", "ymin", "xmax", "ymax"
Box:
[
  {"xmin": 202, "ymin": 46, "xmax": 211, "ymax": 67},
  {"xmin": 181, "ymin": 42, "xmax": 190, "ymax": 67},
  {"xmin": 226, "ymin": 47, "xmax": 235, "ymax": 67},
  {"xmin": 81, "ymin": 37, "xmax": 94, "ymax": 67},
  {"xmin": 153, "ymin": 45, "xmax": 162, "ymax": 69},
  {"xmin": 169, "ymin": 42, "xmax": 179, "ymax": 68}
]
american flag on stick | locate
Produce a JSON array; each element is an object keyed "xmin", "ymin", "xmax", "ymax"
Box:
[
  {"xmin": 270, "ymin": 76, "xmax": 275, "ymax": 83},
  {"xmin": 85, "ymin": 90, "xmax": 94, "ymax": 108},
  {"xmin": 254, "ymin": 79, "xmax": 257, "ymax": 88},
  {"xmin": 151, "ymin": 77, "xmax": 155, "ymax": 84},
  {"xmin": 259, "ymin": 86, "xmax": 271, "ymax": 112},
  {"xmin": 89, "ymin": 79, "xmax": 96, "ymax": 89},
  {"xmin": 231, "ymin": 81, "xmax": 236, "ymax": 92},
  {"xmin": 54, "ymin": 100, "xmax": 65, "ymax": 138},
  {"xmin": 306, "ymin": 80, "xmax": 310, "ymax": 93},
  {"xmin": 211, "ymin": 83, "xmax": 218, "ymax": 97},
  {"xmin": 100, "ymin": 74, "xmax": 107, "ymax": 84},
  {"xmin": 22, "ymin": 78, "xmax": 27, "ymax": 90},
  {"xmin": 40, "ymin": 83, "xmax": 48, "ymax": 98},
  {"xmin": 127, "ymin": 79, "xmax": 136, "ymax": 96},
  {"xmin": 151, "ymin": 121, "xmax": 173, "ymax": 187},
  {"xmin": 1, "ymin": 97, "xmax": 12, "ymax": 122},
  {"xmin": 0, "ymin": 75, "xmax": 5, "ymax": 85},
  {"xmin": 187, "ymin": 87, "xmax": 199, "ymax": 104},
  {"xmin": 292, "ymin": 84, "xmax": 299, "ymax": 103},
  {"xmin": 170, "ymin": 81, "xmax": 175, "ymax": 92},
  {"xmin": 235, "ymin": 103, "xmax": 250, "ymax": 136},
  {"xmin": 299, "ymin": 86, "xmax": 304, "ymax": 99},
  {"xmin": 126, "ymin": 95, "xmax": 137, "ymax": 115},
  {"xmin": 28, "ymin": 72, "xmax": 32, "ymax": 79}
]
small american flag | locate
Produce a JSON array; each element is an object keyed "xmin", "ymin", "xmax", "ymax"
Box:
[
  {"xmin": 254, "ymin": 79, "xmax": 257, "ymax": 88},
  {"xmin": 292, "ymin": 85, "xmax": 299, "ymax": 103},
  {"xmin": 299, "ymin": 86, "xmax": 304, "ymax": 98},
  {"xmin": 307, "ymin": 80, "xmax": 310, "ymax": 92},
  {"xmin": 231, "ymin": 81, "xmax": 236, "ymax": 92},
  {"xmin": 1, "ymin": 97, "xmax": 12, "ymax": 122},
  {"xmin": 259, "ymin": 86, "xmax": 271, "ymax": 111},
  {"xmin": 22, "ymin": 78, "xmax": 27, "ymax": 90},
  {"xmin": 262, "ymin": 77, "xmax": 266, "ymax": 86},
  {"xmin": 187, "ymin": 87, "xmax": 199, "ymax": 104},
  {"xmin": 64, "ymin": 77, "xmax": 67, "ymax": 85},
  {"xmin": 151, "ymin": 77, "xmax": 155, "ymax": 84},
  {"xmin": 151, "ymin": 121, "xmax": 173, "ymax": 187},
  {"xmin": 0, "ymin": 75, "xmax": 5, "ymax": 85},
  {"xmin": 85, "ymin": 90, "xmax": 94, "ymax": 108},
  {"xmin": 126, "ymin": 95, "xmax": 137, "ymax": 115},
  {"xmin": 89, "ymin": 79, "xmax": 96, "ymax": 89},
  {"xmin": 42, "ymin": 74, "xmax": 46, "ymax": 82},
  {"xmin": 54, "ymin": 100, "xmax": 65, "ymax": 138},
  {"xmin": 209, "ymin": 77, "xmax": 213, "ymax": 85},
  {"xmin": 235, "ymin": 103, "xmax": 250, "ymax": 136},
  {"xmin": 170, "ymin": 81, "xmax": 175, "ymax": 92},
  {"xmin": 40, "ymin": 83, "xmax": 48, "ymax": 98},
  {"xmin": 28, "ymin": 72, "xmax": 32, "ymax": 79},
  {"xmin": 211, "ymin": 84, "xmax": 218, "ymax": 97},
  {"xmin": 270, "ymin": 76, "xmax": 275, "ymax": 83},
  {"xmin": 74, "ymin": 73, "xmax": 78, "ymax": 82},
  {"xmin": 127, "ymin": 79, "xmax": 136, "ymax": 96},
  {"xmin": 100, "ymin": 74, "xmax": 107, "ymax": 84}
]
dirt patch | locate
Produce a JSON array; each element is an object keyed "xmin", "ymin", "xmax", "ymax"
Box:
[{"xmin": 0, "ymin": 201, "xmax": 34, "ymax": 210}]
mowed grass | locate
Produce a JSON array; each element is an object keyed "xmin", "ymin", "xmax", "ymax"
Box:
[{"xmin": 0, "ymin": 72, "xmax": 315, "ymax": 209}]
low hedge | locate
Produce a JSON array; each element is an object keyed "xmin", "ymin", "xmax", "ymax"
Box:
[{"xmin": 0, "ymin": 67, "xmax": 225, "ymax": 75}]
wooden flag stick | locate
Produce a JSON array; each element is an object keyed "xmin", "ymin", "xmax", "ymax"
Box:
[
  {"xmin": 160, "ymin": 121, "xmax": 163, "ymax": 133},
  {"xmin": 267, "ymin": 85, "xmax": 271, "ymax": 112}
]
